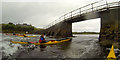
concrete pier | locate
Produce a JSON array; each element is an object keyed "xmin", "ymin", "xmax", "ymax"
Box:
[
  {"xmin": 99, "ymin": 8, "xmax": 120, "ymax": 42},
  {"xmin": 46, "ymin": 22, "xmax": 72, "ymax": 37}
]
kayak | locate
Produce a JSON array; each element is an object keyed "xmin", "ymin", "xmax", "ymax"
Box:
[
  {"xmin": 106, "ymin": 45, "xmax": 116, "ymax": 60},
  {"xmin": 10, "ymin": 38, "xmax": 71, "ymax": 45},
  {"xmin": 17, "ymin": 35, "xmax": 37, "ymax": 37},
  {"xmin": 5, "ymin": 34, "xmax": 34, "ymax": 37},
  {"xmin": 6, "ymin": 34, "xmax": 19, "ymax": 36}
]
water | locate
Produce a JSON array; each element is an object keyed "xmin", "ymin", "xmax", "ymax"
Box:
[{"xmin": 1, "ymin": 33, "xmax": 105, "ymax": 59}]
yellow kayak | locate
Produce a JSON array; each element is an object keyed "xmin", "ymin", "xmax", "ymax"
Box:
[
  {"xmin": 17, "ymin": 35, "xmax": 37, "ymax": 37},
  {"xmin": 106, "ymin": 45, "xmax": 116, "ymax": 60},
  {"xmin": 10, "ymin": 38, "xmax": 71, "ymax": 45}
]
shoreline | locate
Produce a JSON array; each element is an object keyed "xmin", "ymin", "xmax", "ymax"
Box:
[{"xmin": 72, "ymin": 32, "xmax": 99, "ymax": 34}]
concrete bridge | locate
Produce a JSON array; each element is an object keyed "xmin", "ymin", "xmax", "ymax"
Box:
[{"xmin": 42, "ymin": 1, "xmax": 120, "ymax": 42}]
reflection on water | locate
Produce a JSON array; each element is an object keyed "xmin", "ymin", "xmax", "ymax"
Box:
[{"xmin": 1, "ymin": 33, "xmax": 105, "ymax": 59}]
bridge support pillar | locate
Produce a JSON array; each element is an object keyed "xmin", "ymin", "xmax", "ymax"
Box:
[
  {"xmin": 46, "ymin": 22, "xmax": 72, "ymax": 37},
  {"xmin": 99, "ymin": 8, "xmax": 120, "ymax": 47}
]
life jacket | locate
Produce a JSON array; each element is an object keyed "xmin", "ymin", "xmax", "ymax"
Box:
[
  {"xmin": 40, "ymin": 38, "xmax": 44, "ymax": 40},
  {"xmin": 39, "ymin": 37, "xmax": 44, "ymax": 43},
  {"xmin": 39, "ymin": 40, "xmax": 42, "ymax": 43}
]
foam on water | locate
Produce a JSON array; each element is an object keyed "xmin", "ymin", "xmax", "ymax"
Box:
[
  {"xmin": 0, "ymin": 33, "xmax": 2, "ymax": 60},
  {"xmin": 1, "ymin": 33, "xmax": 104, "ymax": 59},
  {"xmin": 1, "ymin": 34, "xmax": 24, "ymax": 58}
]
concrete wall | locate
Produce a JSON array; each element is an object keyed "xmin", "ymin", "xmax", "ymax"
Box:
[
  {"xmin": 45, "ymin": 21, "xmax": 72, "ymax": 37},
  {"xmin": 99, "ymin": 8, "xmax": 120, "ymax": 42}
]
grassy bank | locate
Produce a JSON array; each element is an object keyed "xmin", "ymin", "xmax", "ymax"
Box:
[{"xmin": 2, "ymin": 22, "xmax": 44, "ymax": 34}]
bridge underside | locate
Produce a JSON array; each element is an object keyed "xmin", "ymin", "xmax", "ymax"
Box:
[{"xmin": 43, "ymin": 7, "xmax": 120, "ymax": 46}]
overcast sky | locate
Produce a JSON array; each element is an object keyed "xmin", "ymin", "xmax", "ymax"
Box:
[{"xmin": 2, "ymin": 0, "xmax": 119, "ymax": 32}]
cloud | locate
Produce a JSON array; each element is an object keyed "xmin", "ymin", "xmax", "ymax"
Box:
[
  {"xmin": 2, "ymin": 2, "xmax": 88, "ymax": 27},
  {"xmin": 0, "ymin": 2, "xmax": 2, "ymax": 24},
  {"xmin": 2, "ymin": 0, "xmax": 118, "ymax": 31},
  {"xmin": 72, "ymin": 18, "xmax": 100, "ymax": 32}
]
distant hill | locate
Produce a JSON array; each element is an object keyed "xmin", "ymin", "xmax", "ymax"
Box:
[
  {"xmin": 2, "ymin": 22, "xmax": 44, "ymax": 34},
  {"xmin": 0, "ymin": 24, "xmax": 1, "ymax": 33}
]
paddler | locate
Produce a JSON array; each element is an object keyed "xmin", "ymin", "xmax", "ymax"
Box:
[
  {"xmin": 39, "ymin": 35, "xmax": 46, "ymax": 48},
  {"xmin": 13, "ymin": 31, "xmax": 16, "ymax": 35},
  {"xmin": 39, "ymin": 35, "xmax": 46, "ymax": 43},
  {"xmin": 23, "ymin": 34, "xmax": 27, "ymax": 37}
]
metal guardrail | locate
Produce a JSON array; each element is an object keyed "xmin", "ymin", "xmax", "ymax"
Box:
[{"xmin": 44, "ymin": 0, "xmax": 120, "ymax": 29}]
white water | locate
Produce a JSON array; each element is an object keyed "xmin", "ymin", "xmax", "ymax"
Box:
[{"xmin": 1, "ymin": 33, "xmax": 105, "ymax": 59}]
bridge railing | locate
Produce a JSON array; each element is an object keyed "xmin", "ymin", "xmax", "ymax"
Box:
[{"xmin": 44, "ymin": 0, "xmax": 120, "ymax": 29}]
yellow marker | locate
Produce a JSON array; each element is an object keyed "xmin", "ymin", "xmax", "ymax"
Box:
[{"xmin": 107, "ymin": 45, "xmax": 116, "ymax": 60}]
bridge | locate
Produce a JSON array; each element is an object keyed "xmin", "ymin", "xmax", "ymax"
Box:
[{"xmin": 41, "ymin": 0, "xmax": 120, "ymax": 42}]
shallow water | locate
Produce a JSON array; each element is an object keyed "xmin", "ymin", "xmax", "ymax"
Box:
[{"xmin": 1, "ymin": 33, "xmax": 106, "ymax": 59}]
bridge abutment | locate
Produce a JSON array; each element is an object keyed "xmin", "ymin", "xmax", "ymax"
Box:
[
  {"xmin": 46, "ymin": 22, "xmax": 72, "ymax": 37},
  {"xmin": 99, "ymin": 8, "xmax": 120, "ymax": 46}
]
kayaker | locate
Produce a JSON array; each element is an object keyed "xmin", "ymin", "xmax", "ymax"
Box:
[
  {"xmin": 13, "ymin": 31, "xmax": 16, "ymax": 35},
  {"xmin": 39, "ymin": 35, "xmax": 46, "ymax": 43},
  {"xmin": 23, "ymin": 34, "xmax": 27, "ymax": 37},
  {"xmin": 39, "ymin": 35, "xmax": 46, "ymax": 48}
]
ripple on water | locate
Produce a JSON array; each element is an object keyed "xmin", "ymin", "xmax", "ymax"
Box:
[
  {"xmin": 2, "ymin": 41, "xmax": 22, "ymax": 57},
  {"xmin": 1, "ymin": 34, "xmax": 103, "ymax": 59}
]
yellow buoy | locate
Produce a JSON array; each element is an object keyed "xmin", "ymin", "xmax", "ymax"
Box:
[{"xmin": 107, "ymin": 45, "xmax": 116, "ymax": 60}]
